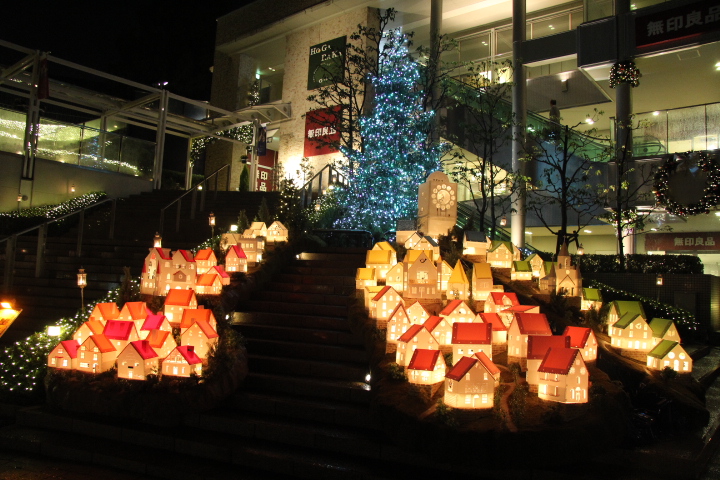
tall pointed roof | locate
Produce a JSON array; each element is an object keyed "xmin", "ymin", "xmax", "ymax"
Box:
[
  {"xmin": 448, "ymin": 262, "xmax": 469, "ymax": 284},
  {"xmin": 165, "ymin": 289, "xmax": 196, "ymax": 306}
]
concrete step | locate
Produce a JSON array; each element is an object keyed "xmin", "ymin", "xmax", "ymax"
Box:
[
  {"xmin": 256, "ymin": 290, "xmax": 351, "ymax": 306},
  {"xmin": 248, "ymin": 353, "xmax": 367, "ymax": 381},
  {"xmin": 273, "ymin": 273, "xmax": 356, "ymax": 286},
  {"xmin": 244, "ymin": 300, "xmax": 347, "ymax": 317},
  {"xmin": 243, "ymin": 372, "xmax": 371, "ymax": 405},
  {"xmin": 233, "ymin": 311, "xmax": 352, "ymax": 332},
  {"xmin": 284, "ymin": 266, "xmax": 359, "ymax": 277},
  {"xmin": 245, "ymin": 338, "xmax": 368, "ymax": 364},
  {"xmin": 239, "ymin": 323, "xmax": 364, "ymax": 347},
  {"xmin": 265, "ymin": 281, "xmax": 355, "ymax": 296}
]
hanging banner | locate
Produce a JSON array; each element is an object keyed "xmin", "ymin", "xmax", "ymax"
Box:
[
  {"xmin": 304, "ymin": 107, "xmax": 341, "ymax": 157},
  {"xmin": 636, "ymin": 0, "xmax": 720, "ymax": 48},
  {"xmin": 256, "ymin": 126, "xmax": 267, "ymax": 156},
  {"xmin": 307, "ymin": 36, "xmax": 346, "ymax": 90},
  {"xmin": 645, "ymin": 231, "xmax": 720, "ymax": 251}
]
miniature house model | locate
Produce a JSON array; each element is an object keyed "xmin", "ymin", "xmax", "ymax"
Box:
[
  {"xmin": 511, "ymin": 261, "xmax": 533, "ymax": 281},
  {"xmin": 424, "ymin": 315, "xmax": 454, "ymax": 346},
  {"xmin": 417, "ymin": 171, "xmax": 458, "ymax": 238},
  {"xmin": 141, "ymin": 247, "xmax": 172, "ymax": 295},
  {"xmin": 88, "ymin": 302, "xmax": 120, "ymax": 325},
  {"xmin": 369, "ymin": 286, "xmax": 404, "ymax": 329},
  {"xmin": 526, "ymin": 335, "xmax": 571, "ymax": 390},
  {"xmin": 118, "ymin": 302, "xmax": 149, "ymax": 333},
  {"xmin": 648, "ymin": 318, "xmax": 682, "ymax": 345},
  {"xmin": 266, "ymin": 221, "xmax": 289, "ymax": 243},
  {"xmin": 407, "ymin": 301, "xmax": 431, "ymax": 325},
  {"xmin": 181, "ymin": 319, "xmax": 219, "ymax": 359},
  {"xmin": 77, "ymin": 334, "xmax": 118, "ymax": 374},
  {"xmin": 243, "ymin": 221, "xmax": 267, "ymax": 239},
  {"xmin": 472, "ymin": 263, "xmax": 501, "ymax": 301},
  {"xmin": 507, "ymin": 312, "xmax": 552, "ymax": 361},
  {"xmin": 462, "ymin": 231, "xmax": 488, "ymax": 257},
  {"xmin": 73, "ymin": 319, "xmax": 104, "ymax": 345},
  {"xmin": 140, "ymin": 312, "xmax": 172, "ymax": 338},
  {"xmin": 478, "ymin": 312, "xmax": 508, "ymax": 347},
  {"xmin": 162, "ymin": 345, "xmax": 203, "ymax": 377},
  {"xmin": 103, "ymin": 320, "xmax": 140, "ymax": 352},
  {"xmin": 387, "ymin": 304, "xmax": 411, "ymax": 352},
  {"xmin": 145, "ymin": 329, "xmax": 177, "ymax": 359},
  {"xmin": 406, "ymin": 349, "xmax": 446, "ymax": 385},
  {"xmin": 238, "ymin": 238, "xmax": 263, "ymax": 264},
  {"xmin": 48, "ymin": 340, "xmax": 80, "ymax": 370},
  {"xmin": 446, "ymin": 261, "xmax": 470, "ymax": 300},
  {"xmin": 484, "ymin": 292, "xmax": 519, "ymax": 314},
  {"xmin": 444, "ymin": 352, "xmax": 500, "ymax": 409},
  {"xmin": 372, "ymin": 241, "xmax": 397, "ymax": 264},
  {"xmin": 608, "ymin": 309, "xmax": 652, "ymax": 352},
  {"xmin": 356, "ymin": 268, "xmax": 377, "ymax": 290},
  {"xmin": 537, "ymin": 347, "xmax": 588, "ymax": 404},
  {"xmin": 195, "ymin": 273, "xmax": 223, "ymax": 295},
  {"xmin": 194, "ymin": 249, "xmax": 217, "ymax": 274},
  {"xmin": 396, "ymin": 324, "xmax": 440, "ymax": 367},
  {"xmin": 524, "ymin": 253, "xmax": 545, "ymax": 278},
  {"xmin": 366, "ymin": 249, "xmax": 394, "ymax": 280},
  {"xmin": 438, "ymin": 259, "xmax": 452, "ymax": 291},
  {"xmin": 563, "ymin": 326, "xmax": 598, "ymax": 362},
  {"xmin": 208, "ymin": 265, "xmax": 230, "ymax": 285},
  {"xmin": 451, "ymin": 322, "xmax": 493, "ymax": 363},
  {"xmin": 163, "ymin": 289, "xmax": 198, "ymax": 326},
  {"xmin": 439, "ymin": 299, "xmax": 474, "ymax": 324},
  {"xmin": 486, "ymin": 241, "xmax": 519, "ymax": 268},
  {"xmin": 225, "ymin": 245, "xmax": 248, "ymax": 272},
  {"xmin": 385, "ymin": 262, "xmax": 406, "ymax": 294},
  {"xmin": 117, "ymin": 340, "xmax": 159, "ymax": 380},
  {"xmin": 647, "ymin": 341, "xmax": 693, "ymax": 373},
  {"xmin": 406, "ymin": 252, "xmax": 440, "ymax": 300},
  {"xmin": 581, "ymin": 288, "xmax": 603, "ymax": 311}
]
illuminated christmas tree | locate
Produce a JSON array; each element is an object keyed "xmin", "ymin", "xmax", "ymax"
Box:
[{"xmin": 335, "ymin": 29, "xmax": 444, "ymax": 233}]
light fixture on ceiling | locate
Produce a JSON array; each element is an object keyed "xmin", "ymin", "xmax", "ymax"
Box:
[
  {"xmin": 562, "ymin": 79, "xmax": 568, "ymax": 92},
  {"xmin": 585, "ymin": 118, "xmax": 594, "ymax": 124},
  {"xmin": 653, "ymin": 111, "xmax": 660, "ymax": 116},
  {"xmin": 583, "ymin": 229, "xmax": 592, "ymax": 233}
]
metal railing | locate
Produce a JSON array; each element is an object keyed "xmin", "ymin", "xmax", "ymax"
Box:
[
  {"xmin": 158, "ymin": 164, "xmax": 231, "ymax": 235},
  {"xmin": 1, "ymin": 197, "xmax": 117, "ymax": 293},
  {"xmin": 300, "ymin": 164, "xmax": 347, "ymax": 208},
  {"xmin": 456, "ymin": 202, "xmax": 540, "ymax": 256}
]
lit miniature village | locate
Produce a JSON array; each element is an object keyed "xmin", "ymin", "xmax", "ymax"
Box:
[{"xmin": 46, "ymin": 220, "xmax": 288, "ymax": 380}]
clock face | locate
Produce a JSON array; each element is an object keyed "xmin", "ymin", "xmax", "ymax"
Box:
[{"xmin": 431, "ymin": 184, "xmax": 455, "ymax": 210}]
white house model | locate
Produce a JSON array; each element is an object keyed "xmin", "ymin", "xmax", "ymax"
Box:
[
  {"xmin": 406, "ymin": 349, "xmax": 446, "ymax": 385},
  {"xmin": 225, "ymin": 245, "xmax": 248, "ymax": 273},
  {"xmin": 48, "ymin": 340, "xmax": 80, "ymax": 370},
  {"xmin": 507, "ymin": 312, "xmax": 552, "ymax": 362},
  {"xmin": 563, "ymin": 326, "xmax": 598, "ymax": 363},
  {"xmin": 366, "ymin": 249, "xmax": 394, "ymax": 280},
  {"xmin": 446, "ymin": 261, "xmax": 470, "ymax": 300},
  {"xmin": 369, "ymin": 286, "xmax": 404, "ymax": 329},
  {"xmin": 647, "ymin": 341, "xmax": 693, "ymax": 373},
  {"xmin": 462, "ymin": 231, "xmax": 488, "ymax": 257},
  {"xmin": 117, "ymin": 340, "xmax": 159, "ymax": 380},
  {"xmin": 537, "ymin": 347, "xmax": 588, "ymax": 404},
  {"xmin": 162, "ymin": 345, "xmax": 203, "ymax": 377},
  {"xmin": 451, "ymin": 322, "xmax": 493, "ymax": 363},
  {"xmin": 526, "ymin": 335, "xmax": 571, "ymax": 391},
  {"xmin": 396, "ymin": 324, "xmax": 440, "ymax": 367},
  {"xmin": 356, "ymin": 268, "xmax": 377, "ymax": 290},
  {"xmin": 267, "ymin": 221, "xmax": 289, "ymax": 243},
  {"xmin": 444, "ymin": 352, "xmax": 500, "ymax": 409}
]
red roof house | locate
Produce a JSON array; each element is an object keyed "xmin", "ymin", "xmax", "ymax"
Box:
[
  {"xmin": 225, "ymin": 245, "xmax": 248, "ymax": 272},
  {"xmin": 484, "ymin": 292, "xmax": 519, "ymax": 313},
  {"xmin": 386, "ymin": 303, "xmax": 411, "ymax": 352},
  {"xmin": 537, "ymin": 347, "xmax": 588, "ymax": 404},
  {"xmin": 395, "ymin": 324, "xmax": 440, "ymax": 367},
  {"xmin": 72, "ymin": 319, "xmax": 104, "ymax": 345},
  {"xmin": 370, "ymin": 286, "xmax": 404, "ymax": 329},
  {"xmin": 47, "ymin": 340, "xmax": 80, "ymax": 370},
  {"xmin": 477, "ymin": 312, "xmax": 508, "ymax": 346},
  {"xmin": 181, "ymin": 319, "xmax": 219, "ymax": 359},
  {"xmin": 103, "ymin": 320, "xmax": 140, "ymax": 351},
  {"xmin": 526, "ymin": 335, "xmax": 571, "ymax": 389},
  {"xmin": 444, "ymin": 352, "xmax": 500, "ymax": 409},
  {"xmin": 507, "ymin": 312, "xmax": 552, "ymax": 361},
  {"xmin": 451, "ymin": 322, "xmax": 492, "ymax": 363},
  {"xmin": 195, "ymin": 273, "xmax": 223, "ymax": 295},
  {"xmin": 145, "ymin": 329, "xmax": 177, "ymax": 359},
  {"xmin": 194, "ymin": 249, "xmax": 217, "ymax": 274},
  {"xmin": 77, "ymin": 334, "xmax": 118, "ymax": 374},
  {"xmin": 179, "ymin": 307, "xmax": 217, "ymax": 333},
  {"xmin": 117, "ymin": 340, "xmax": 159, "ymax": 380},
  {"xmin": 162, "ymin": 345, "xmax": 203, "ymax": 377},
  {"xmin": 406, "ymin": 349, "xmax": 446, "ymax": 385},
  {"xmin": 117, "ymin": 302, "xmax": 149, "ymax": 333},
  {"xmin": 563, "ymin": 326, "xmax": 598, "ymax": 362},
  {"xmin": 208, "ymin": 265, "xmax": 230, "ymax": 285},
  {"xmin": 88, "ymin": 302, "xmax": 120, "ymax": 325},
  {"xmin": 140, "ymin": 312, "xmax": 172, "ymax": 337},
  {"xmin": 163, "ymin": 289, "xmax": 198, "ymax": 326},
  {"xmin": 439, "ymin": 299, "xmax": 474, "ymax": 324}
]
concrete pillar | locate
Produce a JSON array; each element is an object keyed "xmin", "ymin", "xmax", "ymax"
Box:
[{"xmin": 511, "ymin": 0, "xmax": 527, "ymax": 249}]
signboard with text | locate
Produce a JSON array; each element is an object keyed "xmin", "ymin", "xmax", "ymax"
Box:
[
  {"xmin": 645, "ymin": 231, "xmax": 720, "ymax": 251},
  {"xmin": 304, "ymin": 107, "xmax": 341, "ymax": 157},
  {"xmin": 636, "ymin": 0, "xmax": 720, "ymax": 47},
  {"xmin": 307, "ymin": 36, "xmax": 346, "ymax": 90}
]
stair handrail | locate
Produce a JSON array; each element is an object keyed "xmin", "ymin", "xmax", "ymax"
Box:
[
  {"xmin": 159, "ymin": 164, "xmax": 231, "ymax": 235},
  {"xmin": 456, "ymin": 202, "xmax": 541, "ymax": 256},
  {"xmin": 300, "ymin": 164, "xmax": 347, "ymax": 208},
  {"xmin": 1, "ymin": 197, "xmax": 117, "ymax": 293}
]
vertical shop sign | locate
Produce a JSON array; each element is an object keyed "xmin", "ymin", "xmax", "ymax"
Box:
[
  {"xmin": 304, "ymin": 107, "xmax": 341, "ymax": 157},
  {"xmin": 307, "ymin": 36, "xmax": 346, "ymax": 90}
]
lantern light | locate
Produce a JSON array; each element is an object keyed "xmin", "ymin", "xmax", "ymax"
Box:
[
  {"xmin": 70, "ymin": 184, "xmax": 76, "ymax": 193},
  {"xmin": 153, "ymin": 232, "xmax": 162, "ymax": 248},
  {"xmin": 500, "ymin": 216, "xmax": 507, "ymax": 227},
  {"xmin": 77, "ymin": 267, "xmax": 87, "ymax": 314},
  {"xmin": 197, "ymin": 185, "xmax": 203, "ymax": 191},
  {"xmin": 656, "ymin": 274, "xmax": 664, "ymax": 286},
  {"xmin": 47, "ymin": 325, "xmax": 62, "ymax": 337},
  {"xmin": 315, "ymin": 203, "xmax": 321, "ymax": 211},
  {"xmin": 208, "ymin": 213, "xmax": 215, "ymax": 226},
  {"xmin": 230, "ymin": 224, "xmax": 238, "ymax": 232},
  {"xmin": 577, "ymin": 244, "xmax": 585, "ymax": 255},
  {"xmin": 1, "ymin": 301, "xmax": 13, "ymax": 310}
]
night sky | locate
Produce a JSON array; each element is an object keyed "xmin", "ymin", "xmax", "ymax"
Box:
[{"xmin": 0, "ymin": 1, "xmax": 248, "ymax": 100}]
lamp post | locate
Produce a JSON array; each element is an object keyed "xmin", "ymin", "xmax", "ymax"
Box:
[
  {"xmin": 209, "ymin": 212, "xmax": 216, "ymax": 237},
  {"xmin": 77, "ymin": 267, "xmax": 87, "ymax": 314}
]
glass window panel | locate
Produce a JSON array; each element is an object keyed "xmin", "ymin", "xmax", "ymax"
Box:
[
  {"xmin": 705, "ymin": 103, "xmax": 720, "ymax": 150},
  {"xmin": 668, "ymin": 105, "xmax": 705, "ymax": 153},
  {"xmin": 532, "ymin": 14, "xmax": 570, "ymax": 39},
  {"xmin": 495, "ymin": 28, "xmax": 513, "ymax": 57},
  {"xmin": 459, "ymin": 34, "xmax": 491, "ymax": 63},
  {"xmin": 633, "ymin": 111, "xmax": 667, "ymax": 156},
  {"xmin": 0, "ymin": 107, "xmax": 26, "ymax": 155},
  {"xmin": 37, "ymin": 120, "xmax": 81, "ymax": 165}
]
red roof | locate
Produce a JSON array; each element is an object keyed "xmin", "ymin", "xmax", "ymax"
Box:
[
  {"xmin": 141, "ymin": 312, "xmax": 168, "ymax": 331},
  {"xmin": 84, "ymin": 334, "xmax": 116, "ymax": 353},
  {"xmin": 563, "ymin": 326, "xmax": 593, "ymax": 348},
  {"xmin": 165, "ymin": 289, "xmax": 196, "ymax": 306},
  {"xmin": 439, "ymin": 299, "xmax": 465, "ymax": 316},
  {"xmin": 94, "ymin": 303, "xmax": 120, "ymax": 320},
  {"xmin": 389, "ymin": 303, "xmax": 408, "ymax": 322},
  {"xmin": 527, "ymin": 335, "xmax": 570, "ymax": 360},
  {"xmin": 398, "ymin": 324, "xmax": 424, "ymax": 342},
  {"xmin": 122, "ymin": 302, "xmax": 147, "ymax": 320},
  {"xmin": 228, "ymin": 245, "xmax": 247, "ymax": 260},
  {"xmin": 177, "ymin": 250, "xmax": 195, "ymax": 262},
  {"xmin": 515, "ymin": 313, "xmax": 552, "ymax": 335},
  {"xmin": 489, "ymin": 292, "xmax": 519, "ymax": 305},
  {"xmin": 196, "ymin": 273, "xmax": 220, "ymax": 287},
  {"xmin": 103, "ymin": 320, "xmax": 136, "ymax": 341},
  {"xmin": 452, "ymin": 323, "xmax": 492, "ymax": 344},
  {"xmin": 538, "ymin": 347, "xmax": 580, "ymax": 375},
  {"xmin": 372, "ymin": 286, "xmax": 393, "ymax": 302},
  {"xmin": 474, "ymin": 351, "xmax": 500, "ymax": 377},
  {"xmin": 153, "ymin": 247, "xmax": 172, "ymax": 260},
  {"xmin": 175, "ymin": 345, "xmax": 202, "ymax": 365},
  {"xmin": 500, "ymin": 305, "xmax": 537, "ymax": 314},
  {"xmin": 445, "ymin": 356, "xmax": 477, "ymax": 381},
  {"xmin": 423, "ymin": 315, "xmax": 443, "ymax": 333},
  {"xmin": 180, "ymin": 308, "xmax": 211, "ymax": 329},
  {"xmin": 129, "ymin": 340, "xmax": 158, "ymax": 360},
  {"xmin": 408, "ymin": 349, "xmax": 441, "ymax": 371},
  {"xmin": 59, "ymin": 340, "xmax": 80, "ymax": 359},
  {"xmin": 194, "ymin": 249, "xmax": 215, "ymax": 261},
  {"xmin": 478, "ymin": 313, "xmax": 507, "ymax": 331},
  {"xmin": 209, "ymin": 265, "xmax": 230, "ymax": 278},
  {"xmin": 146, "ymin": 329, "xmax": 172, "ymax": 349}
]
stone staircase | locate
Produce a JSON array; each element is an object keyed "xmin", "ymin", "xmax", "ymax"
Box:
[{"xmin": 0, "ymin": 249, "xmax": 467, "ymax": 479}]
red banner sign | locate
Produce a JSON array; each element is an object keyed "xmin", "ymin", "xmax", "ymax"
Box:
[
  {"xmin": 304, "ymin": 107, "xmax": 341, "ymax": 157},
  {"xmin": 645, "ymin": 232, "xmax": 720, "ymax": 251}
]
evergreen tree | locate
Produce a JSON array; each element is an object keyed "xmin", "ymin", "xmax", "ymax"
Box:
[
  {"xmin": 335, "ymin": 30, "xmax": 445, "ymax": 233},
  {"xmin": 256, "ymin": 197, "xmax": 272, "ymax": 224},
  {"xmin": 237, "ymin": 209, "xmax": 250, "ymax": 232}
]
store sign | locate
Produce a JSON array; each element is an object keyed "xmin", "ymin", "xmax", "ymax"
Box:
[
  {"xmin": 307, "ymin": 36, "xmax": 346, "ymax": 90},
  {"xmin": 645, "ymin": 231, "xmax": 720, "ymax": 251},
  {"xmin": 636, "ymin": 0, "xmax": 720, "ymax": 47},
  {"xmin": 257, "ymin": 166, "xmax": 272, "ymax": 192},
  {"xmin": 304, "ymin": 107, "xmax": 341, "ymax": 157}
]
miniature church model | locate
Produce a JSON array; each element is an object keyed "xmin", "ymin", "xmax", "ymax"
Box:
[{"xmin": 417, "ymin": 171, "xmax": 458, "ymax": 239}]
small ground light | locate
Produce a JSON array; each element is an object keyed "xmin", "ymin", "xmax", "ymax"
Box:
[
  {"xmin": 47, "ymin": 325, "xmax": 62, "ymax": 337},
  {"xmin": 656, "ymin": 274, "xmax": 664, "ymax": 285},
  {"xmin": 365, "ymin": 373, "xmax": 372, "ymax": 382},
  {"xmin": 230, "ymin": 224, "xmax": 238, "ymax": 232},
  {"xmin": 70, "ymin": 184, "xmax": 76, "ymax": 193}
]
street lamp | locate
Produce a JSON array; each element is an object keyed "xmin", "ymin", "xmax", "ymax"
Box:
[
  {"xmin": 656, "ymin": 274, "xmax": 664, "ymax": 286},
  {"xmin": 577, "ymin": 244, "xmax": 585, "ymax": 255},
  {"xmin": 500, "ymin": 215, "xmax": 507, "ymax": 227},
  {"xmin": 209, "ymin": 212, "xmax": 216, "ymax": 238},
  {"xmin": 77, "ymin": 267, "xmax": 87, "ymax": 314},
  {"xmin": 153, "ymin": 232, "xmax": 162, "ymax": 248}
]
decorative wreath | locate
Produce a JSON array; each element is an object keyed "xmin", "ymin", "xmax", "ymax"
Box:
[
  {"xmin": 654, "ymin": 151, "xmax": 720, "ymax": 216},
  {"xmin": 609, "ymin": 61, "xmax": 641, "ymax": 88}
]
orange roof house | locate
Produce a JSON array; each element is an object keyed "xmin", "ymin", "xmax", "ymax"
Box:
[
  {"xmin": 225, "ymin": 245, "xmax": 248, "ymax": 272},
  {"xmin": 208, "ymin": 265, "xmax": 230, "ymax": 285},
  {"xmin": 195, "ymin": 273, "xmax": 223, "ymax": 295},
  {"xmin": 369, "ymin": 286, "xmax": 404, "ymax": 329},
  {"xmin": 163, "ymin": 289, "xmax": 198, "ymax": 326},
  {"xmin": 484, "ymin": 292, "xmax": 519, "ymax": 314},
  {"xmin": 386, "ymin": 304, "xmax": 411, "ymax": 351},
  {"xmin": 77, "ymin": 334, "xmax": 118, "ymax": 374},
  {"xmin": 145, "ymin": 329, "xmax": 177, "ymax": 359},
  {"xmin": 140, "ymin": 312, "xmax": 172, "ymax": 338},
  {"xmin": 73, "ymin": 319, "xmax": 104, "ymax": 345},
  {"xmin": 103, "ymin": 320, "xmax": 140, "ymax": 351},
  {"xmin": 451, "ymin": 322, "xmax": 492, "ymax": 363},
  {"xmin": 446, "ymin": 261, "xmax": 470, "ymax": 300},
  {"xmin": 563, "ymin": 326, "xmax": 598, "ymax": 363},
  {"xmin": 537, "ymin": 347, "xmax": 588, "ymax": 404},
  {"xmin": 444, "ymin": 352, "xmax": 500, "ymax": 409},
  {"xmin": 180, "ymin": 308, "xmax": 217, "ymax": 333},
  {"xmin": 395, "ymin": 324, "xmax": 440, "ymax": 367},
  {"xmin": 194, "ymin": 249, "xmax": 218, "ymax": 274},
  {"xmin": 162, "ymin": 345, "xmax": 203, "ymax": 377},
  {"xmin": 356, "ymin": 267, "xmax": 378, "ymax": 290},
  {"xmin": 507, "ymin": 312, "xmax": 552, "ymax": 361},
  {"xmin": 372, "ymin": 241, "xmax": 397, "ymax": 264},
  {"xmin": 48, "ymin": 340, "xmax": 80, "ymax": 370},
  {"xmin": 477, "ymin": 312, "xmax": 508, "ymax": 346},
  {"xmin": 181, "ymin": 319, "xmax": 219, "ymax": 359},
  {"xmin": 526, "ymin": 335, "xmax": 571, "ymax": 390},
  {"xmin": 117, "ymin": 340, "xmax": 159, "ymax": 380},
  {"xmin": 88, "ymin": 302, "xmax": 120, "ymax": 325},
  {"xmin": 118, "ymin": 301, "xmax": 149, "ymax": 333},
  {"xmin": 406, "ymin": 349, "xmax": 446, "ymax": 385}
]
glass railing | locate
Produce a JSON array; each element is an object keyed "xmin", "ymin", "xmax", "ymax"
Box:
[
  {"xmin": 586, "ymin": 0, "xmax": 672, "ymax": 22},
  {"xmin": 0, "ymin": 107, "xmax": 155, "ymax": 179},
  {"xmin": 611, "ymin": 102, "xmax": 720, "ymax": 157}
]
